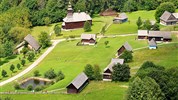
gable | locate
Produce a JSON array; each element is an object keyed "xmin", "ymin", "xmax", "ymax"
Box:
[{"xmin": 168, "ymin": 14, "xmax": 177, "ymax": 21}]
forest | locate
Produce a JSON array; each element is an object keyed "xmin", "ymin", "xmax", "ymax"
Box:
[{"xmin": 0, "ymin": 0, "xmax": 177, "ymax": 58}]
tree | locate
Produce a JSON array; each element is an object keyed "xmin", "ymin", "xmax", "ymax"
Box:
[
  {"xmin": 123, "ymin": 0, "xmax": 137, "ymax": 12},
  {"xmin": 34, "ymin": 70, "xmax": 40, "ymax": 77},
  {"xmin": 21, "ymin": 59, "xmax": 26, "ymax": 66},
  {"xmin": 14, "ymin": 83, "xmax": 21, "ymax": 90},
  {"xmin": 44, "ymin": 68, "xmax": 57, "ymax": 79},
  {"xmin": 20, "ymin": 47, "xmax": 29, "ymax": 58},
  {"xmin": 27, "ymin": 84, "xmax": 33, "ymax": 91},
  {"xmin": 54, "ymin": 25, "xmax": 61, "ymax": 36},
  {"xmin": 1, "ymin": 70, "xmax": 7, "ymax": 77},
  {"xmin": 43, "ymin": 17, "xmax": 51, "ymax": 26},
  {"xmin": 38, "ymin": 31, "xmax": 51, "ymax": 49},
  {"xmin": 16, "ymin": 63, "xmax": 21, "ymax": 70},
  {"xmin": 56, "ymin": 70, "xmax": 65, "ymax": 82},
  {"xmin": 83, "ymin": 21, "xmax": 91, "ymax": 32},
  {"xmin": 127, "ymin": 77, "xmax": 166, "ymax": 100},
  {"xmin": 100, "ymin": 24, "xmax": 107, "ymax": 35},
  {"xmin": 10, "ymin": 64, "xmax": 15, "ymax": 72},
  {"xmin": 143, "ymin": 20, "xmax": 152, "ymax": 30},
  {"xmin": 152, "ymin": 23, "xmax": 160, "ymax": 31},
  {"xmin": 136, "ymin": 17, "xmax": 142, "ymax": 29},
  {"xmin": 155, "ymin": 2, "xmax": 175, "ymax": 22},
  {"xmin": 3, "ymin": 41, "xmax": 14, "ymax": 57},
  {"xmin": 104, "ymin": 41, "xmax": 109, "ymax": 48},
  {"xmin": 112, "ymin": 63, "xmax": 130, "ymax": 82},
  {"xmin": 120, "ymin": 51, "xmax": 133, "ymax": 63},
  {"xmin": 83, "ymin": 64, "xmax": 94, "ymax": 80},
  {"xmin": 27, "ymin": 51, "xmax": 35, "ymax": 62},
  {"xmin": 93, "ymin": 65, "xmax": 102, "ymax": 81}
]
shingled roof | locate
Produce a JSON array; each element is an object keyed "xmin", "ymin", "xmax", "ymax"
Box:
[
  {"xmin": 81, "ymin": 34, "xmax": 96, "ymax": 40},
  {"xmin": 104, "ymin": 58, "xmax": 124, "ymax": 72},
  {"xmin": 24, "ymin": 34, "xmax": 41, "ymax": 51},
  {"xmin": 123, "ymin": 42, "xmax": 133, "ymax": 51},
  {"xmin": 149, "ymin": 39, "xmax": 157, "ymax": 47},
  {"xmin": 160, "ymin": 11, "xmax": 177, "ymax": 22},
  {"xmin": 148, "ymin": 31, "xmax": 171, "ymax": 39},
  {"xmin": 114, "ymin": 13, "xmax": 128, "ymax": 20},
  {"xmin": 67, "ymin": 72, "xmax": 88, "ymax": 89}
]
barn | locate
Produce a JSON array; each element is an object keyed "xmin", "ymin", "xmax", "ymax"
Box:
[
  {"xmin": 15, "ymin": 34, "xmax": 41, "ymax": 54},
  {"xmin": 117, "ymin": 42, "xmax": 133, "ymax": 56},
  {"xmin": 81, "ymin": 34, "xmax": 96, "ymax": 45},
  {"xmin": 62, "ymin": 2, "xmax": 92, "ymax": 29},
  {"xmin": 103, "ymin": 58, "xmax": 124, "ymax": 81},
  {"xmin": 138, "ymin": 30, "xmax": 148, "ymax": 39},
  {"xmin": 160, "ymin": 11, "xmax": 177, "ymax": 26},
  {"xmin": 66, "ymin": 72, "xmax": 89, "ymax": 94},
  {"xmin": 148, "ymin": 31, "xmax": 172, "ymax": 42},
  {"xmin": 113, "ymin": 13, "xmax": 128, "ymax": 24},
  {"xmin": 148, "ymin": 39, "xmax": 157, "ymax": 49}
]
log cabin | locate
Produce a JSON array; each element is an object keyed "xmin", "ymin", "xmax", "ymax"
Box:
[
  {"xmin": 117, "ymin": 42, "xmax": 133, "ymax": 56},
  {"xmin": 103, "ymin": 58, "xmax": 124, "ymax": 81},
  {"xmin": 81, "ymin": 34, "xmax": 96, "ymax": 45},
  {"xmin": 66, "ymin": 72, "xmax": 89, "ymax": 94},
  {"xmin": 62, "ymin": 2, "xmax": 92, "ymax": 30}
]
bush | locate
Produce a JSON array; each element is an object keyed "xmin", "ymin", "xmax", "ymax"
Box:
[
  {"xmin": 21, "ymin": 59, "xmax": 26, "ymax": 66},
  {"xmin": 44, "ymin": 68, "xmax": 57, "ymax": 79},
  {"xmin": 120, "ymin": 51, "xmax": 133, "ymax": 63},
  {"xmin": 27, "ymin": 51, "xmax": 35, "ymax": 62},
  {"xmin": 14, "ymin": 83, "xmax": 21, "ymax": 90},
  {"xmin": 93, "ymin": 65, "xmax": 102, "ymax": 81},
  {"xmin": 83, "ymin": 64, "xmax": 94, "ymax": 80},
  {"xmin": 10, "ymin": 64, "xmax": 15, "ymax": 72},
  {"xmin": 27, "ymin": 85, "xmax": 33, "ymax": 91},
  {"xmin": 34, "ymin": 70, "xmax": 40, "ymax": 77},
  {"xmin": 16, "ymin": 63, "xmax": 21, "ymax": 70},
  {"xmin": 34, "ymin": 79, "xmax": 40, "ymax": 85},
  {"xmin": 1, "ymin": 70, "xmax": 7, "ymax": 77},
  {"xmin": 34, "ymin": 85, "xmax": 44, "ymax": 92},
  {"xmin": 83, "ymin": 21, "xmax": 91, "ymax": 32}
]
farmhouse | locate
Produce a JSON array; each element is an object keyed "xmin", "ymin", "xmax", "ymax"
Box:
[
  {"xmin": 62, "ymin": 2, "xmax": 92, "ymax": 29},
  {"xmin": 15, "ymin": 34, "xmax": 41, "ymax": 54},
  {"xmin": 100, "ymin": 9, "xmax": 118, "ymax": 16},
  {"xmin": 81, "ymin": 34, "xmax": 96, "ymax": 45},
  {"xmin": 103, "ymin": 58, "xmax": 124, "ymax": 81},
  {"xmin": 113, "ymin": 13, "xmax": 128, "ymax": 24},
  {"xmin": 160, "ymin": 11, "xmax": 177, "ymax": 26},
  {"xmin": 117, "ymin": 42, "xmax": 133, "ymax": 56},
  {"xmin": 66, "ymin": 72, "xmax": 89, "ymax": 94},
  {"xmin": 148, "ymin": 39, "xmax": 157, "ymax": 49}
]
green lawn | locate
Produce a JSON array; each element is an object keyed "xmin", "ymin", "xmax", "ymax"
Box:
[
  {"xmin": 1, "ymin": 81, "xmax": 128, "ymax": 100},
  {"xmin": 105, "ymin": 10, "xmax": 155, "ymax": 35}
]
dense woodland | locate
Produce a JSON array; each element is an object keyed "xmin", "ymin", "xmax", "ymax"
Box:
[{"xmin": 0, "ymin": 0, "xmax": 177, "ymax": 58}]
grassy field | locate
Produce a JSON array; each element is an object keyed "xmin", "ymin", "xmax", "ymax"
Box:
[{"xmin": 1, "ymin": 81, "xmax": 128, "ymax": 100}]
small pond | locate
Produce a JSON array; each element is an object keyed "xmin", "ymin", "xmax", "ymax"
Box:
[{"xmin": 20, "ymin": 77, "xmax": 52, "ymax": 89}]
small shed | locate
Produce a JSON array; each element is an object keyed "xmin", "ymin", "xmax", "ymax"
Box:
[
  {"xmin": 113, "ymin": 13, "xmax": 128, "ymax": 24},
  {"xmin": 81, "ymin": 34, "xmax": 96, "ymax": 45},
  {"xmin": 148, "ymin": 39, "xmax": 157, "ymax": 49},
  {"xmin": 160, "ymin": 11, "xmax": 177, "ymax": 26},
  {"xmin": 100, "ymin": 9, "xmax": 118, "ymax": 16},
  {"xmin": 117, "ymin": 42, "xmax": 133, "ymax": 56},
  {"xmin": 103, "ymin": 58, "xmax": 124, "ymax": 81},
  {"xmin": 66, "ymin": 72, "xmax": 89, "ymax": 94}
]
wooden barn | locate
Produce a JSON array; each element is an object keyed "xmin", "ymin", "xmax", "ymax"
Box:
[
  {"xmin": 160, "ymin": 11, "xmax": 177, "ymax": 26},
  {"xmin": 138, "ymin": 30, "xmax": 148, "ymax": 39},
  {"xmin": 100, "ymin": 9, "xmax": 118, "ymax": 16},
  {"xmin": 148, "ymin": 39, "xmax": 157, "ymax": 49},
  {"xmin": 117, "ymin": 42, "xmax": 133, "ymax": 56},
  {"xmin": 15, "ymin": 34, "xmax": 41, "ymax": 54},
  {"xmin": 66, "ymin": 72, "xmax": 89, "ymax": 94},
  {"xmin": 81, "ymin": 34, "xmax": 96, "ymax": 45},
  {"xmin": 148, "ymin": 31, "xmax": 172, "ymax": 42},
  {"xmin": 113, "ymin": 13, "xmax": 128, "ymax": 24},
  {"xmin": 103, "ymin": 58, "xmax": 124, "ymax": 81},
  {"xmin": 62, "ymin": 2, "xmax": 92, "ymax": 29}
]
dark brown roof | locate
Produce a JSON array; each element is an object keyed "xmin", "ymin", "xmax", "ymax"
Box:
[
  {"xmin": 67, "ymin": 72, "xmax": 88, "ymax": 89},
  {"xmin": 24, "ymin": 34, "xmax": 41, "ymax": 51},
  {"xmin": 160, "ymin": 11, "xmax": 177, "ymax": 22}
]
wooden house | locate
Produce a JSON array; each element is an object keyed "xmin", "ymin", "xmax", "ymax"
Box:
[
  {"xmin": 62, "ymin": 2, "xmax": 92, "ymax": 29},
  {"xmin": 148, "ymin": 31, "xmax": 172, "ymax": 42},
  {"xmin": 15, "ymin": 34, "xmax": 41, "ymax": 54},
  {"xmin": 160, "ymin": 11, "xmax": 177, "ymax": 26},
  {"xmin": 66, "ymin": 72, "xmax": 89, "ymax": 94},
  {"xmin": 81, "ymin": 34, "xmax": 96, "ymax": 45},
  {"xmin": 103, "ymin": 58, "xmax": 124, "ymax": 81},
  {"xmin": 113, "ymin": 13, "xmax": 128, "ymax": 24},
  {"xmin": 100, "ymin": 9, "xmax": 118, "ymax": 16},
  {"xmin": 148, "ymin": 39, "xmax": 157, "ymax": 49},
  {"xmin": 138, "ymin": 30, "xmax": 148, "ymax": 39},
  {"xmin": 117, "ymin": 42, "xmax": 133, "ymax": 56}
]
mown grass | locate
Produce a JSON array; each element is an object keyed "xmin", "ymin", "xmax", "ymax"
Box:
[{"xmin": 1, "ymin": 81, "xmax": 128, "ymax": 100}]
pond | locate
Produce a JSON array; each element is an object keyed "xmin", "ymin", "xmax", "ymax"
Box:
[{"xmin": 20, "ymin": 77, "xmax": 52, "ymax": 89}]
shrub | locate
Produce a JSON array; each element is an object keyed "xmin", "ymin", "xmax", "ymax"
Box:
[
  {"xmin": 83, "ymin": 64, "xmax": 94, "ymax": 80},
  {"xmin": 16, "ymin": 63, "xmax": 21, "ymax": 70},
  {"xmin": 120, "ymin": 51, "xmax": 133, "ymax": 63},
  {"xmin": 83, "ymin": 21, "xmax": 91, "ymax": 32},
  {"xmin": 1, "ymin": 70, "xmax": 7, "ymax": 77},
  {"xmin": 21, "ymin": 59, "xmax": 26, "ymax": 66},
  {"xmin": 27, "ymin": 51, "xmax": 35, "ymax": 62},
  {"xmin": 27, "ymin": 85, "xmax": 33, "ymax": 91},
  {"xmin": 93, "ymin": 65, "xmax": 102, "ymax": 81},
  {"xmin": 34, "ymin": 70, "xmax": 40, "ymax": 76},
  {"xmin": 34, "ymin": 79, "xmax": 40, "ymax": 85},
  {"xmin": 10, "ymin": 64, "xmax": 15, "ymax": 72},
  {"xmin": 44, "ymin": 68, "xmax": 57, "ymax": 79},
  {"xmin": 14, "ymin": 83, "xmax": 21, "ymax": 90},
  {"xmin": 34, "ymin": 85, "xmax": 44, "ymax": 92}
]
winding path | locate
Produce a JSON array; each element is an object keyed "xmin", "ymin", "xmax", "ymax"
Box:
[{"xmin": 0, "ymin": 39, "xmax": 64, "ymax": 86}]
